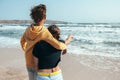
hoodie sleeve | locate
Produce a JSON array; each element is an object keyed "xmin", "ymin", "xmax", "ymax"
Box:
[
  {"xmin": 20, "ymin": 31, "xmax": 27, "ymax": 51},
  {"xmin": 43, "ymin": 28, "xmax": 66, "ymax": 50}
]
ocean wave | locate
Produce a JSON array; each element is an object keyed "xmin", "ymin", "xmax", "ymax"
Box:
[
  {"xmin": 0, "ymin": 25, "xmax": 26, "ymax": 30},
  {"xmin": 103, "ymin": 41, "xmax": 120, "ymax": 47},
  {"xmin": 72, "ymin": 37, "xmax": 104, "ymax": 45},
  {"xmin": 0, "ymin": 29, "xmax": 23, "ymax": 39},
  {"xmin": 0, "ymin": 36, "xmax": 20, "ymax": 48},
  {"xmin": 0, "ymin": 24, "xmax": 120, "ymax": 57}
]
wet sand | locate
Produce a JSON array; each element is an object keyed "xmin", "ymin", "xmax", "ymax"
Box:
[{"xmin": 0, "ymin": 48, "xmax": 120, "ymax": 80}]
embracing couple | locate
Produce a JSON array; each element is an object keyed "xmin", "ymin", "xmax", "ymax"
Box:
[{"xmin": 20, "ymin": 4, "xmax": 73, "ymax": 80}]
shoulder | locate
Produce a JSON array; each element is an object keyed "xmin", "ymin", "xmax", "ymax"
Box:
[
  {"xmin": 24, "ymin": 26, "xmax": 31, "ymax": 33},
  {"xmin": 41, "ymin": 26, "xmax": 50, "ymax": 33},
  {"xmin": 42, "ymin": 26, "xmax": 47, "ymax": 30}
]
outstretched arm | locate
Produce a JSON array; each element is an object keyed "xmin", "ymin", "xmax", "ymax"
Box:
[
  {"xmin": 62, "ymin": 34, "xmax": 73, "ymax": 55},
  {"xmin": 65, "ymin": 34, "xmax": 73, "ymax": 45}
]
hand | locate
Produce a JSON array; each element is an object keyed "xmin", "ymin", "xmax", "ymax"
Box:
[
  {"xmin": 62, "ymin": 49, "xmax": 67, "ymax": 55},
  {"xmin": 68, "ymin": 34, "xmax": 73, "ymax": 40}
]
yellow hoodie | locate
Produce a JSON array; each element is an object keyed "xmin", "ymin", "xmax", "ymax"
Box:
[{"xmin": 20, "ymin": 26, "xmax": 66, "ymax": 68}]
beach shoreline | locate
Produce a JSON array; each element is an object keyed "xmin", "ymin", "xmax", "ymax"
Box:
[{"xmin": 0, "ymin": 47, "xmax": 120, "ymax": 80}]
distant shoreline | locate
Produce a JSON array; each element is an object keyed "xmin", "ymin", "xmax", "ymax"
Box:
[
  {"xmin": 1, "ymin": 20, "xmax": 120, "ymax": 24},
  {"xmin": 0, "ymin": 20, "xmax": 68, "ymax": 24}
]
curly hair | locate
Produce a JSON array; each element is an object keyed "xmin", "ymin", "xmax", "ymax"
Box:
[
  {"xmin": 48, "ymin": 25, "xmax": 60, "ymax": 40},
  {"xmin": 30, "ymin": 4, "xmax": 46, "ymax": 23}
]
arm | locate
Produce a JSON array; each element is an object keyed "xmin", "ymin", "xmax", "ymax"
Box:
[
  {"xmin": 32, "ymin": 44, "xmax": 39, "ymax": 71},
  {"xmin": 20, "ymin": 32, "xmax": 27, "ymax": 51},
  {"xmin": 33, "ymin": 56, "xmax": 38, "ymax": 71},
  {"xmin": 62, "ymin": 34, "xmax": 73, "ymax": 55},
  {"xmin": 43, "ymin": 28, "xmax": 67, "ymax": 50},
  {"xmin": 65, "ymin": 34, "xmax": 73, "ymax": 45}
]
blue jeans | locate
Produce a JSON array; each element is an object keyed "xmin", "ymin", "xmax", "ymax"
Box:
[
  {"xmin": 27, "ymin": 67, "xmax": 37, "ymax": 80},
  {"xmin": 37, "ymin": 72, "xmax": 63, "ymax": 80}
]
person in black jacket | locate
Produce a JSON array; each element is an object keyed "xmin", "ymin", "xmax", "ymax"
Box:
[{"xmin": 32, "ymin": 25, "xmax": 73, "ymax": 80}]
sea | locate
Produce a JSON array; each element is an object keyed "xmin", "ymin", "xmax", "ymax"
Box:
[
  {"xmin": 1, "ymin": 23, "xmax": 120, "ymax": 71},
  {"xmin": 0, "ymin": 23, "xmax": 120, "ymax": 58}
]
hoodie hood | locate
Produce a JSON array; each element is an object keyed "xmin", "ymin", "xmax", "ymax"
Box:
[{"xmin": 25, "ymin": 26, "xmax": 43, "ymax": 41}]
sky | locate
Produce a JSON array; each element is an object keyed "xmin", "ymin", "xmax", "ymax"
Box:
[{"xmin": 0, "ymin": 0, "xmax": 120, "ymax": 23}]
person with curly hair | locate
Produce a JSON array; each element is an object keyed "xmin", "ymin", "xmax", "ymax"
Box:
[{"xmin": 20, "ymin": 4, "xmax": 67, "ymax": 80}]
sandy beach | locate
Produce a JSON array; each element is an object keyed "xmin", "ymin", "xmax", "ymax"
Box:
[{"xmin": 0, "ymin": 48, "xmax": 120, "ymax": 80}]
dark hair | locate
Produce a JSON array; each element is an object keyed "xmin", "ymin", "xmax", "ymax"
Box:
[
  {"xmin": 30, "ymin": 4, "xmax": 46, "ymax": 23},
  {"xmin": 48, "ymin": 25, "xmax": 60, "ymax": 40}
]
